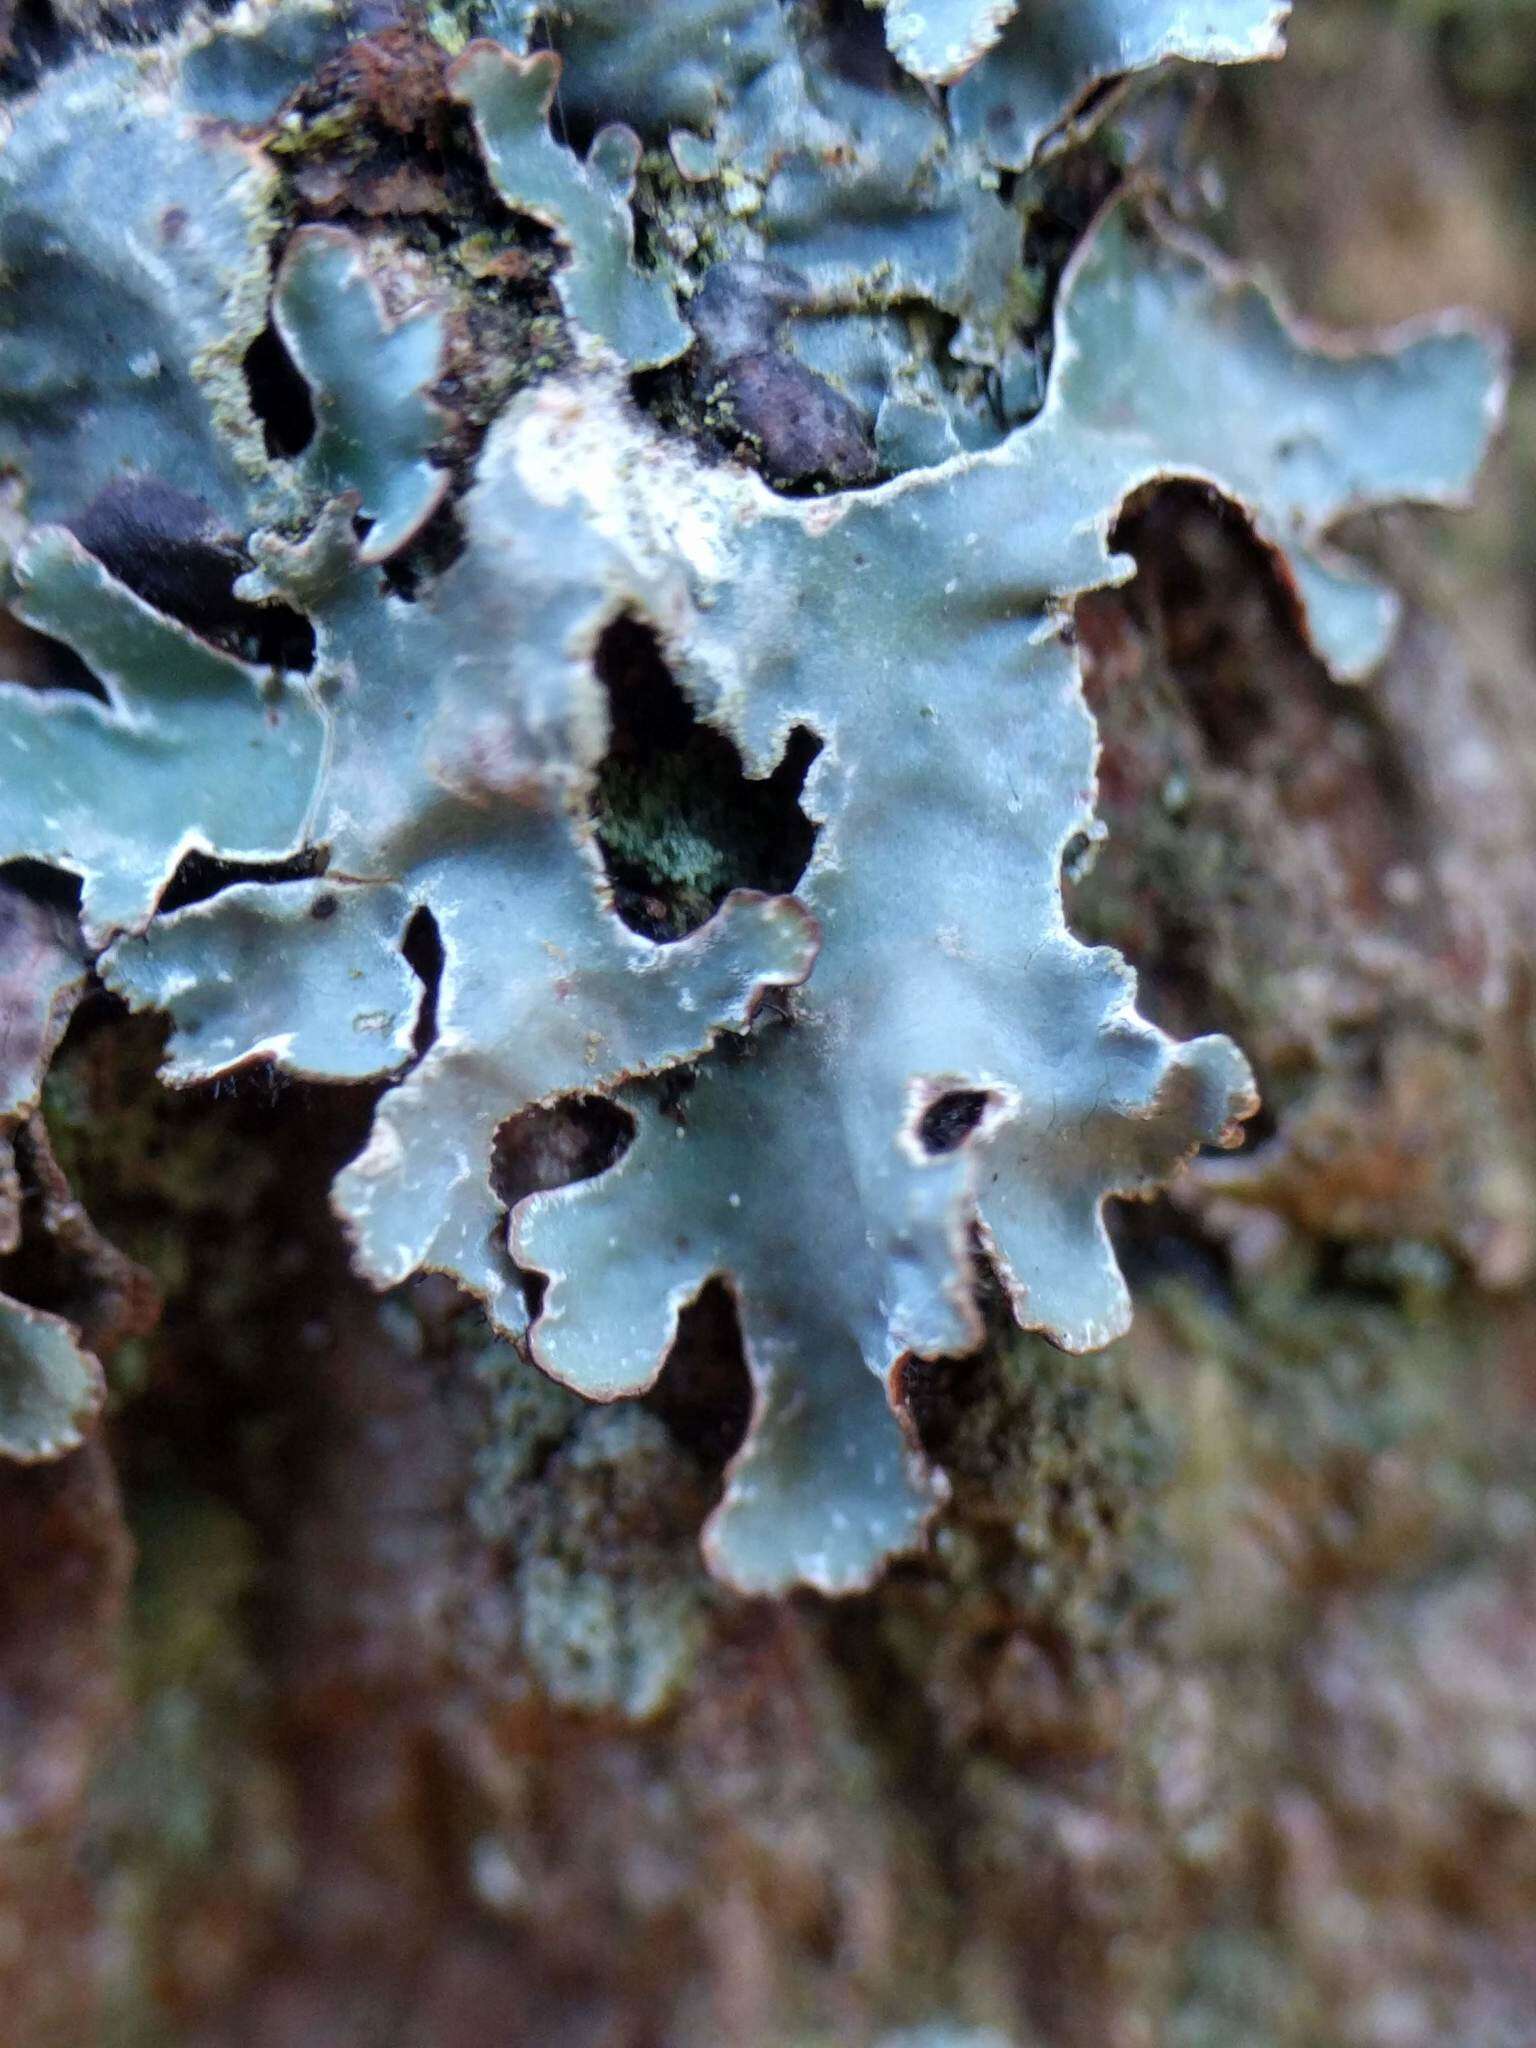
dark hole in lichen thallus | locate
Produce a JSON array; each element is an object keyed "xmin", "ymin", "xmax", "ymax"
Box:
[
  {"xmin": 918, "ymin": 1088, "xmax": 992, "ymax": 1155},
  {"xmin": 0, "ymin": 607, "xmax": 107, "ymax": 701},
  {"xmin": 492, "ymin": 1094, "xmax": 636, "ymax": 1213},
  {"xmin": 401, "ymin": 903, "xmax": 443, "ymax": 1057},
  {"xmin": 66, "ymin": 475, "xmax": 317, "ymax": 670},
  {"xmin": 494, "ymin": 1092, "xmax": 637, "ymax": 1321},
  {"xmin": 156, "ymin": 846, "xmax": 328, "ymax": 916},
  {"xmin": 643, "ymin": 1276, "xmax": 753, "ymax": 1469},
  {"xmin": 592, "ymin": 612, "xmax": 820, "ymax": 943},
  {"xmin": 494, "ymin": 1068, "xmax": 756, "ymax": 1467},
  {"xmin": 243, "ymin": 319, "xmax": 317, "ymax": 459}
]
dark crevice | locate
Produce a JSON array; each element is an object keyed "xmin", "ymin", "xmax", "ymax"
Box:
[
  {"xmin": 244, "ymin": 322, "xmax": 317, "ymax": 459},
  {"xmin": 643, "ymin": 1277, "xmax": 754, "ymax": 1471},
  {"xmin": 918, "ymin": 1088, "xmax": 993, "ymax": 1156},
  {"xmin": 491, "ymin": 1095, "xmax": 635, "ymax": 1215},
  {"xmin": 659, "ymin": 1062, "xmax": 701, "ymax": 1119},
  {"xmin": 1019, "ymin": 141, "xmax": 1125, "ymax": 378},
  {"xmin": 1235, "ymin": 1083, "xmax": 1279, "ymax": 1152},
  {"xmin": 214, "ymin": 599, "xmax": 315, "ymax": 671},
  {"xmin": 592, "ymin": 614, "xmax": 820, "ymax": 943},
  {"xmin": 1108, "ymin": 481, "xmax": 1287, "ymax": 768},
  {"xmin": 495, "ymin": 1093, "xmax": 636, "ymax": 1321},
  {"xmin": 47, "ymin": 1001, "xmax": 380, "ymax": 1592},
  {"xmin": 1042, "ymin": 76, "xmax": 1127, "ymax": 158},
  {"xmin": 401, "ymin": 904, "xmax": 443, "ymax": 1057},
  {"xmin": 377, "ymin": 501, "xmax": 467, "ymax": 599},
  {"xmin": 0, "ymin": 609, "xmax": 109, "ymax": 702},
  {"xmin": 0, "ymin": 0, "xmax": 75, "ymax": 93},
  {"xmin": 28, "ymin": 0, "xmax": 240, "ymax": 53},
  {"xmin": 1097, "ymin": 480, "xmax": 1440, "ymax": 970},
  {"xmin": 276, "ymin": 25, "xmax": 561, "ymax": 286},
  {"xmin": 156, "ymin": 846, "xmax": 327, "ymax": 917},
  {"xmin": 898, "ymin": 1247, "xmax": 1017, "ymax": 1452},
  {"xmin": 66, "ymin": 477, "xmax": 316, "ymax": 670},
  {"xmin": 811, "ymin": 1564, "xmax": 977, "ymax": 1964},
  {"xmin": 1107, "ymin": 1193, "xmax": 1237, "ymax": 1309},
  {"xmin": 810, "ymin": 0, "xmax": 909, "ymax": 94},
  {"xmin": 0, "ymin": 858, "xmax": 83, "ymax": 918},
  {"xmin": 525, "ymin": 13, "xmax": 597, "ymax": 157},
  {"xmin": 1073, "ymin": 480, "xmax": 1438, "ymax": 1061},
  {"xmin": 1112, "ymin": 477, "xmax": 1429, "ymax": 824}
]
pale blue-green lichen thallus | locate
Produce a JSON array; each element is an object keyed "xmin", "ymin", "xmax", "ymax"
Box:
[
  {"xmin": 512, "ymin": 199, "xmax": 1500, "ymax": 1593},
  {"xmin": 0, "ymin": 1295, "xmax": 107, "ymax": 1463},
  {"xmin": 450, "ymin": 41, "xmax": 692, "ymax": 369},
  {"xmin": 0, "ymin": 54, "xmax": 278, "ymax": 526},
  {"xmin": 951, "ymin": 0, "xmax": 1292, "ymax": 167},
  {"xmin": 273, "ymin": 226, "xmax": 450, "ymax": 564},
  {"xmin": 0, "ymin": 7, "xmax": 1503, "ymax": 1586}
]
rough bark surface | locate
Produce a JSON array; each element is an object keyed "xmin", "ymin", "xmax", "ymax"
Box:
[{"xmin": 4, "ymin": 5, "xmax": 1536, "ymax": 2046}]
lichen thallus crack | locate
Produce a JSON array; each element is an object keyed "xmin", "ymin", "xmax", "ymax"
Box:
[{"xmin": 0, "ymin": 0, "xmax": 1502, "ymax": 1591}]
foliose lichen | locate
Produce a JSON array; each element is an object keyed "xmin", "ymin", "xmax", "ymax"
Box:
[{"xmin": 0, "ymin": 0, "xmax": 1502, "ymax": 1592}]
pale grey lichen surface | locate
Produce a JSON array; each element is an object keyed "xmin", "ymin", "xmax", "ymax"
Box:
[
  {"xmin": 451, "ymin": 42, "xmax": 693, "ymax": 370},
  {"xmin": 948, "ymin": 0, "xmax": 1291, "ymax": 166},
  {"xmin": 0, "ymin": 51, "xmax": 278, "ymax": 526},
  {"xmin": 0, "ymin": 0, "xmax": 1502, "ymax": 1589}
]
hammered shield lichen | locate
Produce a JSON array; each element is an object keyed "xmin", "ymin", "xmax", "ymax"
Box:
[{"xmin": 0, "ymin": 0, "xmax": 1502, "ymax": 1595}]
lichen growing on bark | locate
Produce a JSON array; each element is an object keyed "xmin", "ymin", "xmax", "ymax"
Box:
[
  {"xmin": 1, "ymin": 19, "xmax": 1532, "ymax": 2041},
  {"xmin": 0, "ymin": 0, "xmax": 1503, "ymax": 1601}
]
